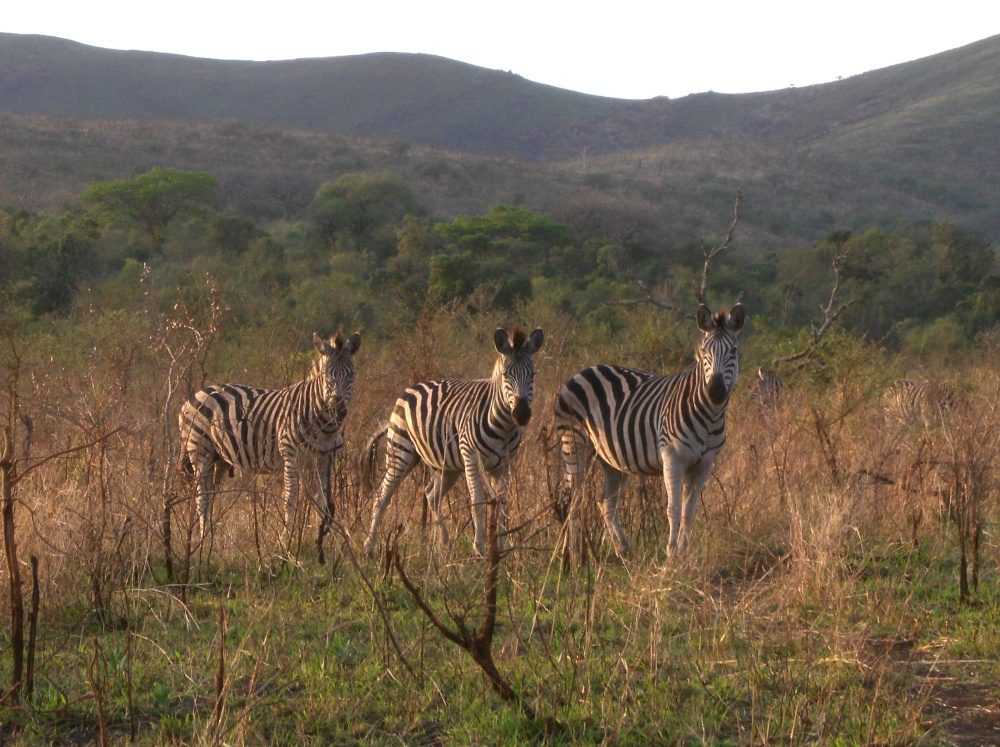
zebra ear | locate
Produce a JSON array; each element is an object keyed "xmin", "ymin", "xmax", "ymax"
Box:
[
  {"xmin": 494, "ymin": 328, "xmax": 514, "ymax": 355},
  {"xmin": 344, "ymin": 332, "xmax": 362, "ymax": 355},
  {"xmin": 728, "ymin": 304, "xmax": 746, "ymax": 332},
  {"xmin": 523, "ymin": 328, "xmax": 544, "ymax": 355},
  {"xmin": 314, "ymin": 333, "xmax": 335, "ymax": 356},
  {"xmin": 696, "ymin": 305, "xmax": 715, "ymax": 333}
]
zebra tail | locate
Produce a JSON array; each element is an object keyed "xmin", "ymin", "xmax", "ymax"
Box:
[
  {"xmin": 180, "ymin": 451, "xmax": 194, "ymax": 476},
  {"xmin": 361, "ymin": 422, "xmax": 388, "ymax": 491}
]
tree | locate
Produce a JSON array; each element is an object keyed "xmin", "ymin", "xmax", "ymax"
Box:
[
  {"xmin": 80, "ymin": 167, "xmax": 217, "ymax": 253},
  {"xmin": 307, "ymin": 173, "xmax": 425, "ymax": 257}
]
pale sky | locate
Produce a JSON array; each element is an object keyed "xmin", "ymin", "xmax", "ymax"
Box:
[{"xmin": 6, "ymin": 1, "xmax": 1000, "ymax": 100}]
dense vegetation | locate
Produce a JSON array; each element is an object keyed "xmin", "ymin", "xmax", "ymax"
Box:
[{"xmin": 2, "ymin": 167, "xmax": 998, "ymax": 359}]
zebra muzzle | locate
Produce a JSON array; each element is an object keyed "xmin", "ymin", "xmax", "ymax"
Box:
[
  {"xmin": 512, "ymin": 398, "xmax": 532, "ymax": 426},
  {"xmin": 707, "ymin": 374, "xmax": 729, "ymax": 405}
]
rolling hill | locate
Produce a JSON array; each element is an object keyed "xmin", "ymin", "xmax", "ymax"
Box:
[{"xmin": 1, "ymin": 32, "xmax": 999, "ymax": 248}]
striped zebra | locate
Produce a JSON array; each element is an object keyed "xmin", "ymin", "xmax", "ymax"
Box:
[
  {"xmin": 363, "ymin": 326, "xmax": 544, "ymax": 557},
  {"xmin": 179, "ymin": 331, "xmax": 361, "ymax": 551},
  {"xmin": 751, "ymin": 367, "xmax": 783, "ymax": 407},
  {"xmin": 886, "ymin": 378, "xmax": 956, "ymax": 429},
  {"xmin": 553, "ymin": 304, "xmax": 745, "ymax": 561}
]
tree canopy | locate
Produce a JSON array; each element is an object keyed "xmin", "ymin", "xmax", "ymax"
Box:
[{"xmin": 80, "ymin": 167, "xmax": 217, "ymax": 252}]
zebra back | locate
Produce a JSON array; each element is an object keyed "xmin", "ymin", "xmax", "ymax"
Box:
[
  {"xmin": 886, "ymin": 378, "xmax": 956, "ymax": 428},
  {"xmin": 555, "ymin": 303, "xmax": 745, "ymax": 475},
  {"xmin": 751, "ymin": 367, "xmax": 783, "ymax": 407},
  {"xmin": 179, "ymin": 331, "xmax": 362, "ymax": 473},
  {"xmin": 386, "ymin": 325, "xmax": 544, "ymax": 471}
]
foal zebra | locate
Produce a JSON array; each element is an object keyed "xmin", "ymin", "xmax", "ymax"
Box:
[
  {"xmin": 553, "ymin": 304, "xmax": 745, "ymax": 562},
  {"xmin": 363, "ymin": 326, "xmax": 544, "ymax": 557},
  {"xmin": 179, "ymin": 331, "xmax": 361, "ymax": 552}
]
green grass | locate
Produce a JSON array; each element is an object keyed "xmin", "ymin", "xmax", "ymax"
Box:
[{"xmin": 2, "ymin": 521, "xmax": 994, "ymax": 744}]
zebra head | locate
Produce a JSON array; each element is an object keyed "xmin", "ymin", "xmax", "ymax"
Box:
[
  {"xmin": 695, "ymin": 304, "xmax": 745, "ymax": 405},
  {"xmin": 312, "ymin": 331, "xmax": 362, "ymax": 411},
  {"xmin": 493, "ymin": 326, "xmax": 545, "ymax": 426}
]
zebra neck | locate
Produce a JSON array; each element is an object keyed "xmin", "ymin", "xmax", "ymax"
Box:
[
  {"xmin": 486, "ymin": 381, "xmax": 517, "ymax": 432},
  {"xmin": 296, "ymin": 377, "xmax": 335, "ymax": 421},
  {"xmin": 684, "ymin": 364, "xmax": 731, "ymax": 417}
]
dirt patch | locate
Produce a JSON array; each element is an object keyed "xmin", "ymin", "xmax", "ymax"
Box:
[{"xmin": 896, "ymin": 656, "xmax": 1000, "ymax": 745}]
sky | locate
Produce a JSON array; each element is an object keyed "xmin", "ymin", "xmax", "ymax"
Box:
[{"xmin": 5, "ymin": 1, "xmax": 1000, "ymax": 100}]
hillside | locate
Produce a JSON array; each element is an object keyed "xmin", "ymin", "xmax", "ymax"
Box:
[{"xmin": 0, "ymin": 32, "xmax": 999, "ymax": 247}]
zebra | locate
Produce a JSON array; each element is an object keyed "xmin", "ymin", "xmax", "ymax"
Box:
[
  {"xmin": 178, "ymin": 331, "xmax": 361, "ymax": 553},
  {"xmin": 553, "ymin": 304, "xmax": 745, "ymax": 562},
  {"xmin": 363, "ymin": 326, "xmax": 544, "ymax": 557},
  {"xmin": 886, "ymin": 378, "xmax": 957, "ymax": 429},
  {"xmin": 751, "ymin": 367, "xmax": 783, "ymax": 407}
]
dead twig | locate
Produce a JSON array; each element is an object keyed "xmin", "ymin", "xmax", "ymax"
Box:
[
  {"xmin": 694, "ymin": 189, "xmax": 742, "ymax": 306},
  {"xmin": 609, "ymin": 190, "xmax": 742, "ymax": 317},
  {"xmin": 773, "ymin": 251, "xmax": 855, "ymax": 368}
]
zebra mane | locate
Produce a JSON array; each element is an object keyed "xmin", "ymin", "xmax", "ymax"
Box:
[
  {"xmin": 511, "ymin": 324, "xmax": 527, "ymax": 350},
  {"xmin": 332, "ymin": 330, "xmax": 345, "ymax": 349}
]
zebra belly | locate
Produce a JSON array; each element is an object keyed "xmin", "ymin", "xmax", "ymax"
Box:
[{"xmin": 586, "ymin": 420, "xmax": 662, "ymax": 475}]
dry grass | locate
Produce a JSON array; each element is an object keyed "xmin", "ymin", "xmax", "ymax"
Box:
[{"xmin": 1, "ymin": 307, "xmax": 998, "ymax": 743}]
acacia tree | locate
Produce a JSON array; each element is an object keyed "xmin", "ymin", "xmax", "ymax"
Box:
[{"xmin": 80, "ymin": 167, "xmax": 217, "ymax": 253}]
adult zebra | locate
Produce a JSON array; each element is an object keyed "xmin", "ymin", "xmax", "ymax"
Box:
[
  {"xmin": 751, "ymin": 367, "xmax": 783, "ymax": 407},
  {"xmin": 886, "ymin": 378, "xmax": 957, "ymax": 429},
  {"xmin": 178, "ymin": 331, "xmax": 361, "ymax": 554},
  {"xmin": 363, "ymin": 326, "xmax": 544, "ymax": 557},
  {"xmin": 553, "ymin": 304, "xmax": 745, "ymax": 562}
]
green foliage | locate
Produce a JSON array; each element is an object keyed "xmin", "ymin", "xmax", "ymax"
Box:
[
  {"xmin": 306, "ymin": 172, "xmax": 425, "ymax": 258},
  {"xmin": 79, "ymin": 166, "xmax": 217, "ymax": 252},
  {"xmin": 208, "ymin": 213, "xmax": 267, "ymax": 255},
  {"xmin": 0, "ymin": 208, "xmax": 98, "ymax": 316}
]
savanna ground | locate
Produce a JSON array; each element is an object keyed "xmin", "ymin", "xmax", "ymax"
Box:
[{"xmin": 1, "ymin": 302, "xmax": 999, "ymax": 745}]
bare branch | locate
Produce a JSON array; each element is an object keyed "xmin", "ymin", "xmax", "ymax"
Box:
[
  {"xmin": 607, "ymin": 277, "xmax": 695, "ymax": 319},
  {"xmin": 694, "ymin": 190, "xmax": 743, "ymax": 306},
  {"xmin": 11, "ymin": 427, "xmax": 125, "ymax": 487},
  {"xmin": 390, "ymin": 546, "xmax": 466, "ymax": 648},
  {"xmin": 330, "ymin": 522, "xmax": 417, "ymax": 680},
  {"xmin": 773, "ymin": 251, "xmax": 855, "ymax": 368},
  {"xmin": 607, "ymin": 190, "xmax": 742, "ymax": 317}
]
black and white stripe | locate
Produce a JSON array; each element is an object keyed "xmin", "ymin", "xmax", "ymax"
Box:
[
  {"xmin": 886, "ymin": 378, "xmax": 956, "ymax": 428},
  {"xmin": 363, "ymin": 326, "xmax": 544, "ymax": 556},
  {"xmin": 751, "ymin": 367, "xmax": 783, "ymax": 407},
  {"xmin": 553, "ymin": 304, "xmax": 745, "ymax": 560},
  {"xmin": 179, "ymin": 331, "xmax": 361, "ymax": 547}
]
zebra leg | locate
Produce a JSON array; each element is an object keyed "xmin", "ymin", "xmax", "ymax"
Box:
[
  {"xmin": 314, "ymin": 453, "xmax": 334, "ymax": 564},
  {"xmin": 662, "ymin": 453, "xmax": 687, "ymax": 556},
  {"xmin": 363, "ymin": 438, "xmax": 417, "ymax": 557},
  {"xmin": 426, "ymin": 471, "xmax": 460, "ymax": 548},
  {"xmin": 487, "ymin": 470, "xmax": 509, "ymax": 551},
  {"xmin": 678, "ymin": 459, "xmax": 714, "ymax": 555},
  {"xmin": 463, "ymin": 449, "xmax": 489, "ymax": 556},
  {"xmin": 599, "ymin": 463, "xmax": 630, "ymax": 559},
  {"xmin": 559, "ymin": 427, "xmax": 590, "ymax": 563},
  {"xmin": 280, "ymin": 448, "xmax": 300, "ymax": 551},
  {"xmin": 196, "ymin": 460, "xmax": 227, "ymax": 540}
]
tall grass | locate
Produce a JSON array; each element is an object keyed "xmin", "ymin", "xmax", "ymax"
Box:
[{"xmin": 1, "ymin": 304, "xmax": 997, "ymax": 743}]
